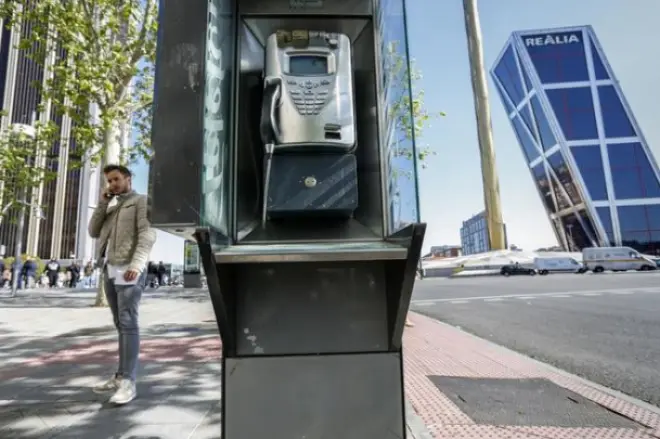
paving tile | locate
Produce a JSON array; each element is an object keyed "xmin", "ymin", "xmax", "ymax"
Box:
[{"xmin": 403, "ymin": 312, "xmax": 660, "ymax": 439}]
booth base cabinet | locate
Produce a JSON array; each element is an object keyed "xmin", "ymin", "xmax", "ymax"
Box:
[{"xmin": 224, "ymin": 353, "xmax": 405, "ymax": 439}]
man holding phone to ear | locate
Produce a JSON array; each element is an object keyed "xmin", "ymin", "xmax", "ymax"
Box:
[{"xmin": 88, "ymin": 164, "xmax": 156, "ymax": 405}]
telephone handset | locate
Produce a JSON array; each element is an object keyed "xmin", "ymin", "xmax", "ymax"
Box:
[{"xmin": 259, "ymin": 76, "xmax": 282, "ymax": 145}]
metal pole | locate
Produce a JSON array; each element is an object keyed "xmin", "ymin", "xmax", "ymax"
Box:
[
  {"xmin": 10, "ymin": 197, "xmax": 26, "ymax": 297},
  {"xmin": 463, "ymin": 0, "xmax": 506, "ymax": 251}
]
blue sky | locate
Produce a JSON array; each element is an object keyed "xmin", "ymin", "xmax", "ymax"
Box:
[{"xmin": 133, "ymin": 0, "xmax": 660, "ymax": 263}]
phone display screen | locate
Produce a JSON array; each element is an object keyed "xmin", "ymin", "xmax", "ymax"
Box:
[{"xmin": 288, "ymin": 55, "xmax": 328, "ymax": 76}]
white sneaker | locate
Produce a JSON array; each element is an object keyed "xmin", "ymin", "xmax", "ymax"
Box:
[
  {"xmin": 109, "ymin": 379, "xmax": 137, "ymax": 405},
  {"xmin": 93, "ymin": 374, "xmax": 120, "ymax": 394}
]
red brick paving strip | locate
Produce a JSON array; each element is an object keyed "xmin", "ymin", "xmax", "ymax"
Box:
[
  {"xmin": 20, "ymin": 336, "xmax": 223, "ymax": 366},
  {"xmin": 404, "ymin": 312, "xmax": 660, "ymax": 439}
]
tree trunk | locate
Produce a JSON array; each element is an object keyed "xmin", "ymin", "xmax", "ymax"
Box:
[
  {"xmin": 93, "ymin": 269, "xmax": 107, "ymax": 307},
  {"xmin": 92, "ymin": 124, "xmax": 122, "ymax": 307}
]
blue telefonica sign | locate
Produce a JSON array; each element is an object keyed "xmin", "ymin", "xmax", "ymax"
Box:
[{"xmin": 524, "ymin": 33, "xmax": 580, "ymax": 47}]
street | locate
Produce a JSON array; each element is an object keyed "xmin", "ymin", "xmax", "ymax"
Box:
[{"xmin": 411, "ymin": 272, "xmax": 660, "ymax": 407}]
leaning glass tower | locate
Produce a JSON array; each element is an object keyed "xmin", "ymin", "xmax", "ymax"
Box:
[{"xmin": 492, "ymin": 25, "xmax": 660, "ymax": 254}]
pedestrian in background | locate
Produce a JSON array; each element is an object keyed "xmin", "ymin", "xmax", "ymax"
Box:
[
  {"xmin": 88, "ymin": 164, "xmax": 156, "ymax": 405},
  {"xmin": 45, "ymin": 259, "xmax": 60, "ymax": 288}
]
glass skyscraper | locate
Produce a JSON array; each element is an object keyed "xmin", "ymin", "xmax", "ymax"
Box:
[
  {"xmin": 492, "ymin": 25, "xmax": 660, "ymax": 254},
  {"xmin": 460, "ymin": 211, "xmax": 508, "ymax": 256}
]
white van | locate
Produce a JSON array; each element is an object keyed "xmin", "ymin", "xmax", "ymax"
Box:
[
  {"xmin": 582, "ymin": 247, "xmax": 657, "ymax": 273},
  {"xmin": 534, "ymin": 257, "xmax": 585, "ymax": 275}
]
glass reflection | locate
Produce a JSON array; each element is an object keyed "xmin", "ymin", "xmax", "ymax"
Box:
[
  {"xmin": 512, "ymin": 116, "xmax": 539, "ymax": 162},
  {"xmin": 608, "ymin": 143, "xmax": 660, "ymax": 199},
  {"xmin": 546, "ymin": 87, "xmax": 598, "ymax": 141},
  {"xmin": 549, "ymin": 174, "xmax": 571, "ymax": 212},
  {"xmin": 377, "ymin": 0, "xmax": 419, "ymax": 234},
  {"xmin": 547, "ymin": 152, "xmax": 581, "ymax": 205},
  {"xmin": 529, "ymin": 96, "xmax": 556, "ymax": 151},
  {"xmin": 494, "ymin": 80, "xmax": 515, "ymax": 115},
  {"xmin": 531, "ymin": 164, "xmax": 556, "ymax": 213},
  {"xmin": 560, "ymin": 213, "xmax": 591, "ymax": 250},
  {"xmin": 598, "ymin": 86, "xmax": 635, "ymax": 138},
  {"xmin": 577, "ymin": 210, "xmax": 598, "ymax": 246},
  {"xmin": 571, "ymin": 146, "xmax": 608, "ymax": 201},
  {"xmin": 201, "ymin": 0, "xmax": 234, "ymax": 238},
  {"xmin": 493, "ymin": 45, "xmax": 526, "ymax": 105},
  {"xmin": 595, "ymin": 206, "xmax": 614, "ymax": 245},
  {"xmin": 618, "ymin": 205, "xmax": 660, "ymax": 254},
  {"xmin": 590, "ymin": 42, "xmax": 609, "ymax": 80}
]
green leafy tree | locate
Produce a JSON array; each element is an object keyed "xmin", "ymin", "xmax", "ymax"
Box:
[
  {"xmin": 384, "ymin": 41, "xmax": 444, "ymax": 169},
  {"xmin": 0, "ymin": 0, "xmax": 159, "ymax": 306},
  {"xmin": 0, "ymin": 0, "xmax": 158, "ymax": 165},
  {"xmin": 0, "ymin": 121, "xmax": 57, "ymax": 223}
]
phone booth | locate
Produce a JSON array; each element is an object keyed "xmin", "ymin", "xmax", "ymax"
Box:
[{"xmin": 149, "ymin": 0, "xmax": 425, "ymax": 437}]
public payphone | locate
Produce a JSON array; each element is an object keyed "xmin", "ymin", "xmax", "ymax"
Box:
[
  {"xmin": 149, "ymin": 0, "xmax": 426, "ymax": 437},
  {"xmin": 262, "ymin": 31, "xmax": 356, "ymax": 149},
  {"xmin": 260, "ymin": 30, "xmax": 358, "ymax": 223}
]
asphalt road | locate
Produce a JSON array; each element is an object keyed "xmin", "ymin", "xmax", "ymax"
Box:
[{"xmin": 411, "ymin": 271, "xmax": 660, "ymax": 408}]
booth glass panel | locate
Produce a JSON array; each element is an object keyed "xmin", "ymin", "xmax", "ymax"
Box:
[
  {"xmin": 376, "ymin": 0, "xmax": 420, "ymax": 236},
  {"xmin": 201, "ymin": 0, "xmax": 236, "ymax": 245}
]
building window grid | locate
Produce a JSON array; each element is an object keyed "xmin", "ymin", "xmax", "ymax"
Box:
[
  {"xmin": 585, "ymin": 32, "xmax": 660, "ymax": 249},
  {"xmin": 496, "ymin": 46, "xmax": 526, "ymax": 106},
  {"xmin": 548, "ymin": 87, "xmax": 598, "ymax": 141},
  {"xmin": 526, "ymin": 45, "xmax": 588, "ymax": 84},
  {"xmin": 494, "ymin": 45, "xmax": 585, "ymax": 217},
  {"xmin": 517, "ymin": 36, "xmax": 592, "ymax": 217},
  {"xmin": 618, "ymin": 206, "xmax": 660, "ymax": 254},
  {"xmin": 608, "ymin": 143, "xmax": 658, "ymax": 200},
  {"xmin": 525, "ymin": 29, "xmax": 660, "ymax": 250},
  {"xmin": 497, "ymin": 33, "xmax": 608, "ymax": 249}
]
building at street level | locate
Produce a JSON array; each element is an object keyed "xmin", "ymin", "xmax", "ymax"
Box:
[
  {"xmin": 460, "ymin": 211, "xmax": 508, "ymax": 255},
  {"xmin": 0, "ymin": 14, "xmax": 97, "ymax": 262},
  {"xmin": 492, "ymin": 25, "xmax": 660, "ymax": 254}
]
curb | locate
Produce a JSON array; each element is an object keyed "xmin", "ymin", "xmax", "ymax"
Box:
[
  {"xmin": 427, "ymin": 316, "xmax": 660, "ymax": 417},
  {"xmin": 405, "ymin": 400, "xmax": 434, "ymax": 439}
]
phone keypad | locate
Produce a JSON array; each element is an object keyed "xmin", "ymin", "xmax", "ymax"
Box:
[{"xmin": 285, "ymin": 78, "xmax": 332, "ymax": 115}]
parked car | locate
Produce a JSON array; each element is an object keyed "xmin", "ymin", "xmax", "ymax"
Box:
[
  {"xmin": 500, "ymin": 263, "xmax": 536, "ymax": 276},
  {"xmin": 534, "ymin": 256, "xmax": 586, "ymax": 275},
  {"xmin": 582, "ymin": 246, "xmax": 657, "ymax": 273}
]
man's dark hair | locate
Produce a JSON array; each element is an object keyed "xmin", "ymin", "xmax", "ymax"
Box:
[{"xmin": 103, "ymin": 164, "xmax": 132, "ymax": 177}]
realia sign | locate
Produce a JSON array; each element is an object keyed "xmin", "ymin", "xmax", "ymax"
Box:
[{"xmin": 524, "ymin": 33, "xmax": 580, "ymax": 47}]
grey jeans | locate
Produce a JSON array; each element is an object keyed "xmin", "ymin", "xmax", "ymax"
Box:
[{"xmin": 103, "ymin": 267, "xmax": 145, "ymax": 382}]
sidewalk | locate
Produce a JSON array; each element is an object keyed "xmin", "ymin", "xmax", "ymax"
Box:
[
  {"xmin": 0, "ymin": 289, "xmax": 659, "ymax": 438},
  {"xmin": 404, "ymin": 313, "xmax": 660, "ymax": 439}
]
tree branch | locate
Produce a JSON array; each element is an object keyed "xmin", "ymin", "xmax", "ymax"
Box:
[
  {"xmin": 124, "ymin": 0, "xmax": 153, "ymax": 84},
  {"xmin": 79, "ymin": 0, "xmax": 102, "ymax": 55}
]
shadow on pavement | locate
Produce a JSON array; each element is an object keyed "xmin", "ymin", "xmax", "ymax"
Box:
[
  {"xmin": 0, "ymin": 288, "xmax": 224, "ymax": 437},
  {"xmin": 0, "ymin": 361, "xmax": 223, "ymax": 438}
]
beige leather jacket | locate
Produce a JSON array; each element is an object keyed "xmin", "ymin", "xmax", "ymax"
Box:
[{"xmin": 88, "ymin": 191, "xmax": 156, "ymax": 271}]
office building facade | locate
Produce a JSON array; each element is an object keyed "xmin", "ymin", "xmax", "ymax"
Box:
[
  {"xmin": 492, "ymin": 26, "xmax": 660, "ymax": 254},
  {"xmin": 460, "ymin": 211, "xmax": 508, "ymax": 255},
  {"xmin": 0, "ymin": 14, "xmax": 96, "ymax": 261}
]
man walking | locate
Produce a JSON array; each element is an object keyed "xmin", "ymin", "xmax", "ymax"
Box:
[{"xmin": 88, "ymin": 164, "xmax": 156, "ymax": 405}]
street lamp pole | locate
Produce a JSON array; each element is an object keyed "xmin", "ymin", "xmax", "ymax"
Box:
[{"xmin": 463, "ymin": 0, "xmax": 506, "ymax": 251}]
